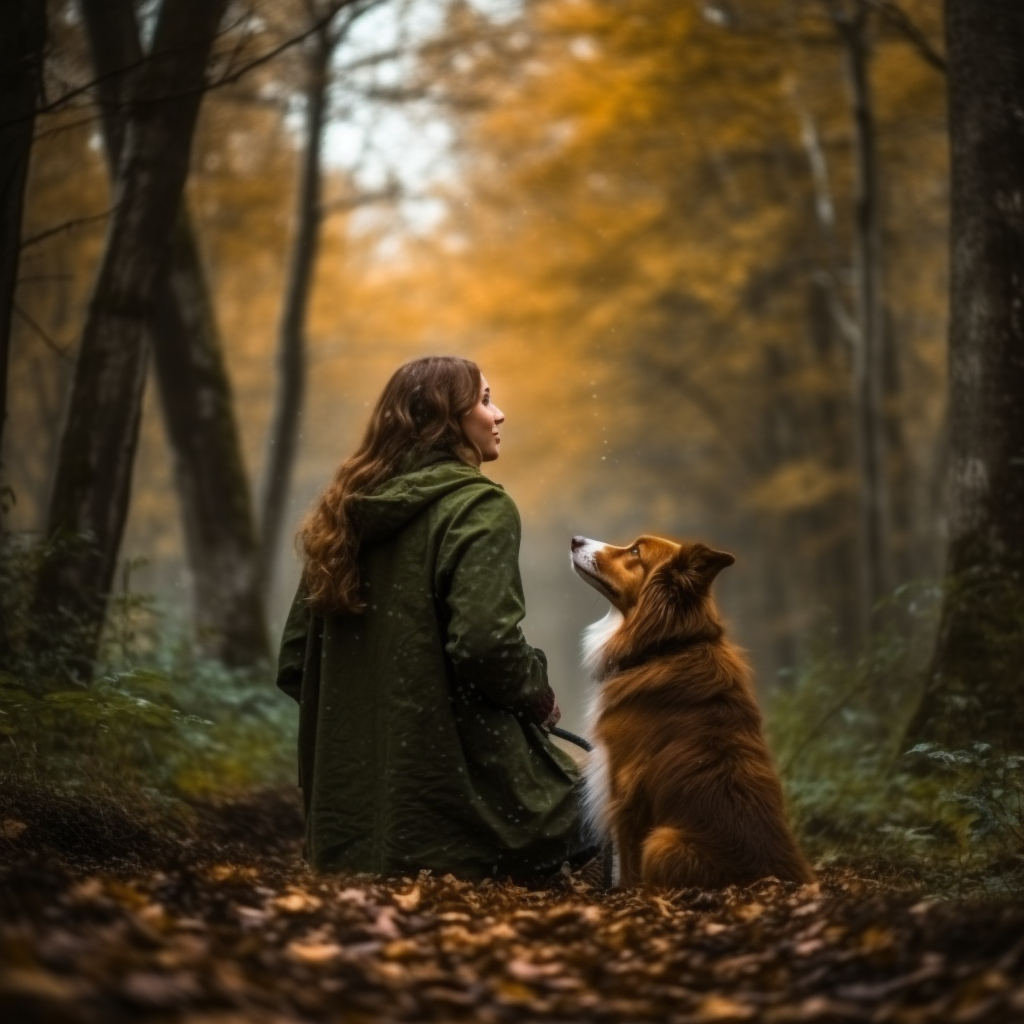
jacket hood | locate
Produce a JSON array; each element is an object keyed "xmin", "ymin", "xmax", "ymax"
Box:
[{"xmin": 348, "ymin": 454, "xmax": 492, "ymax": 545}]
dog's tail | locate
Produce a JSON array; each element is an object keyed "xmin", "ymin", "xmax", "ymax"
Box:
[
  {"xmin": 641, "ymin": 822, "xmax": 813, "ymax": 888},
  {"xmin": 640, "ymin": 826, "xmax": 721, "ymax": 889}
]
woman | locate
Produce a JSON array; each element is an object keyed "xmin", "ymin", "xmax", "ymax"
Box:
[{"xmin": 276, "ymin": 356, "xmax": 589, "ymax": 879}]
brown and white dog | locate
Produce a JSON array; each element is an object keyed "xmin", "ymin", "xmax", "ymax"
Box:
[{"xmin": 571, "ymin": 534, "xmax": 812, "ymax": 889}]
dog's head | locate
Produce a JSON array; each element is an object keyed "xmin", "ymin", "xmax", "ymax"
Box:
[{"xmin": 571, "ymin": 534, "xmax": 734, "ymax": 666}]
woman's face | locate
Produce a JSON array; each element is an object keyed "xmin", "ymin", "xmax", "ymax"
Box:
[{"xmin": 461, "ymin": 375, "xmax": 504, "ymax": 463}]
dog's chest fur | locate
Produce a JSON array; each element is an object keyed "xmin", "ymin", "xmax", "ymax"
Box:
[{"xmin": 580, "ymin": 608, "xmax": 623, "ymax": 842}]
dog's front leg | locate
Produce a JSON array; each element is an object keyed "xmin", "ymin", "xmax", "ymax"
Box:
[
  {"xmin": 601, "ymin": 838, "xmax": 616, "ymax": 888},
  {"xmin": 615, "ymin": 826, "xmax": 642, "ymax": 888}
]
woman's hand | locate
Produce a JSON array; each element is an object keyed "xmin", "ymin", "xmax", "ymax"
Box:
[
  {"xmin": 539, "ymin": 700, "xmax": 562, "ymax": 732},
  {"xmin": 525, "ymin": 687, "xmax": 561, "ymax": 731}
]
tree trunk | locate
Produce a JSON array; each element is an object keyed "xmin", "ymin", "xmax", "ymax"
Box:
[
  {"xmin": 41, "ymin": 0, "xmax": 228, "ymax": 677},
  {"xmin": 791, "ymin": 82, "xmax": 866, "ymax": 648},
  {"xmin": 905, "ymin": 0, "xmax": 1024, "ymax": 752},
  {"xmin": 882, "ymin": 305, "xmax": 914, "ymax": 586},
  {"xmin": 79, "ymin": 0, "xmax": 270, "ymax": 668},
  {"xmin": 0, "ymin": 0, "xmax": 46, "ymax": 489},
  {"xmin": 259, "ymin": 27, "xmax": 333, "ymax": 600},
  {"xmin": 834, "ymin": 2, "xmax": 890, "ymax": 620},
  {"xmin": 153, "ymin": 221, "xmax": 271, "ymax": 665},
  {"xmin": 806, "ymin": 277, "xmax": 863, "ymax": 653}
]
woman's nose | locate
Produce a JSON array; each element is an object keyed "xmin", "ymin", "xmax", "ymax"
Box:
[{"xmin": 493, "ymin": 405, "xmax": 505, "ymax": 424}]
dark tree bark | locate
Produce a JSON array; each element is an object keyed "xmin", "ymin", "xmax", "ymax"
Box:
[
  {"xmin": 258, "ymin": 22, "xmax": 333, "ymax": 601},
  {"xmin": 0, "ymin": 0, "xmax": 47, "ymax": 486},
  {"xmin": 905, "ymin": 0, "xmax": 1024, "ymax": 752},
  {"xmin": 882, "ymin": 305, "xmax": 915, "ymax": 586},
  {"xmin": 805, "ymin": 277, "xmax": 863, "ymax": 654},
  {"xmin": 153, "ymin": 221, "xmax": 271, "ymax": 665},
  {"xmin": 80, "ymin": 0, "xmax": 270, "ymax": 668},
  {"xmin": 258, "ymin": 0, "xmax": 386, "ymax": 599},
  {"xmin": 793, "ymin": 91, "xmax": 864, "ymax": 650},
  {"xmin": 41, "ymin": 0, "xmax": 228, "ymax": 676},
  {"xmin": 833, "ymin": 1, "xmax": 890, "ymax": 618}
]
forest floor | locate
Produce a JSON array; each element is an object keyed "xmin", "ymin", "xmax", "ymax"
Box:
[{"xmin": 2, "ymin": 783, "xmax": 1024, "ymax": 1024}]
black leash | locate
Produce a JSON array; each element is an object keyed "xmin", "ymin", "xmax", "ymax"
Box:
[{"xmin": 548, "ymin": 726, "xmax": 593, "ymax": 753}]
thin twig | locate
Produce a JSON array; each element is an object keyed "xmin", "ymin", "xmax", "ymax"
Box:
[
  {"xmin": 12, "ymin": 303, "xmax": 74, "ymax": 361},
  {"xmin": 780, "ymin": 672, "xmax": 878, "ymax": 776},
  {"xmin": 0, "ymin": 1, "xmax": 362, "ymax": 132},
  {"xmin": 202, "ymin": 0, "xmax": 379, "ymax": 95},
  {"xmin": 323, "ymin": 180, "xmax": 403, "ymax": 215},
  {"xmin": 21, "ymin": 210, "xmax": 114, "ymax": 251},
  {"xmin": 15, "ymin": 274, "xmax": 74, "ymax": 285},
  {"xmin": 214, "ymin": 5, "xmax": 263, "ymax": 84},
  {"xmin": 865, "ymin": 0, "xmax": 946, "ymax": 72}
]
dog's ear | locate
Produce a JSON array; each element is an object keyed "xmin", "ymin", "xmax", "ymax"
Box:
[
  {"xmin": 675, "ymin": 544, "xmax": 735, "ymax": 585},
  {"xmin": 620, "ymin": 544, "xmax": 729, "ymax": 657},
  {"xmin": 699, "ymin": 546, "xmax": 735, "ymax": 581}
]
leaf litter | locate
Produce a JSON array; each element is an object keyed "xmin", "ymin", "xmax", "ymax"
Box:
[{"xmin": 1, "ymin": 785, "xmax": 1024, "ymax": 1023}]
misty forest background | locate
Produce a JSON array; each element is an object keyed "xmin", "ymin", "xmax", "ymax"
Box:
[{"xmin": 2, "ymin": 0, "xmax": 1023, "ymax": 890}]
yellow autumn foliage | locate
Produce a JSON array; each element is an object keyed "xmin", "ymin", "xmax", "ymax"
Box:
[{"xmin": 5, "ymin": 0, "xmax": 948, "ymax": 708}]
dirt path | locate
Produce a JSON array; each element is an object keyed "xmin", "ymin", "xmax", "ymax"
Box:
[{"xmin": 2, "ymin": 789, "xmax": 1023, "ymax": 1023}]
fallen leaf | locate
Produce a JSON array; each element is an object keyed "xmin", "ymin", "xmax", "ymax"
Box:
[
  {"xmin": 793, "ymin": 938, "xmax": 824, "ymax": 957},
  {"xmin": 121, "ymin": 970, "xmax": 199, "ymax": 1007},
  {"xmin": 697, "ymin": 993, "xmax": 756, "ymax": 1020},
  {"xmin": 421, "ymin": 984, "xmax": 478, "ymax": 1008},
  {"xmin": 0, "ymin": 968, "xmax": 88, "ymax": 1001},
  {"xmin": 68, "ymin": 877, "xmax": 104, "ymax": 903},
  {"xmin": 136, "ymin": 901, "xmax": 169, "ymax": 927},
  {"xmin": 651, "ymin": 896, "xmax": 675, "ymax": 918},
  {"xmin": 207, "ymin": 864, "xmax": 258, "ymax": 883},
  {"xmin": 736, "ymin": 901, "xmax": 765, "ymax": 921},
  {"xmin": 792, "ymin": 900, "xmax": 821, "ymax": 918},
  {"xmin": 495, "ymin": 979, "xmax": 535, "ymax": 1003},
  {"xmin": 335, "ymin": 886, "xmax": 370, "ymax": 905},
  {"xmin": 273, "ymin": 890, "xmax": 322, "ymax": 913},
  {"xmin": 507, "ymin": 958, "xmax": 561, "ymax": 982},
  {"xmin": 235, "ymin": 904, "xmax": 270, "ymax": 928},
  {"xmin": 393, "ymin": 885, "xmax": 421, "ymax": 911},
  {"xmin": 859, "ymin": 925, "xmax": 895, "ymax": 954},
  {"xmin": 383, "ymin": 938, "xmax": 419, "ymax": 960},
  {"xmin": 286, "ymin": 940, "xmax": 343, "ymax": 964},
  {"xmin": 370, "ymin": 905, "xmax": 401, "ymax": 939}
]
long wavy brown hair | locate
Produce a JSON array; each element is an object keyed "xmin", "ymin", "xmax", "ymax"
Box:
[{"xmin": 298, "ymin": 356, "xmax": 483, "ymax": 614}]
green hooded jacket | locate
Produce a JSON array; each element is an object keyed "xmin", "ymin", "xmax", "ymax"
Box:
[{"xmin": 276, "ymin": 454, "xmax": 587, "ymax": 879}]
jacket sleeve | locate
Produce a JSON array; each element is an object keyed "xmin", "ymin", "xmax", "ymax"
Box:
[
  {"xmin": 277, "ymin": 584, "xmax": 310, "ymax": 703},
  {"xmin": 437, "ymin": 485, "xmax": 555, "ymax": 720}
]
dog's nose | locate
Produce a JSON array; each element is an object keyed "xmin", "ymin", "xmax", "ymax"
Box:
[{"xmin": 571, "ymin": 536, "xmax": 586, "ymax": 551}]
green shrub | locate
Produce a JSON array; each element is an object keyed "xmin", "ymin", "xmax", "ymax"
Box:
[
  {"xmin": 0, "ymin": 531, "xmax": 296, "ymax": 801},
  {"xmin": 766, "ymin": 582, "xmax": 1024, "ymax": 893}
]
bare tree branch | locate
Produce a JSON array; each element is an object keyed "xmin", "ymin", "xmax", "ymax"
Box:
[
  {"xmin": 0, "ymin": 0, "xmax": 371, "ymax": 131},
  {"xmin": 13, "ymin": 301, "xmax": 73, "ymax": 360},
  {"xmin": 813, "ymin": 270, "xmax": 861, "ymax": 347},
  {"xmin": 323, "ymin": 179, "xmax": 403, "ymax": 215},
  {"xmin": 786, "ymin": 81, "xmax": 859, "ymax": 349},
  {"xmin": 20, "ymin": 209, "xmax": 113, "ymax": 251},
  {"xmin": 865, "ymin": 0, "xmax": 946, "ymax": 72},
  {"xmin": 31, "ymin": 112, "xmax": 104, "ymax": 145},
  {"xmin": 16, "ymin": 274, "xmax": 74, "ymax": 285}
]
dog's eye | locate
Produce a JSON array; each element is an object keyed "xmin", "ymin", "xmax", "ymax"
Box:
[{"xmin": 629, "ymin": 546, "xmax": 640, "ymax": 557}]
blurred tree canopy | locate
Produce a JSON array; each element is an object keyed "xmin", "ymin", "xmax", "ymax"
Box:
[
  {"xmin": 376, "ymin": 0, "xmax": 949, "ymax": 671},
  {"xmin": 3, "ymin": 0, "xmax": 1021, "ymax": 773}
]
